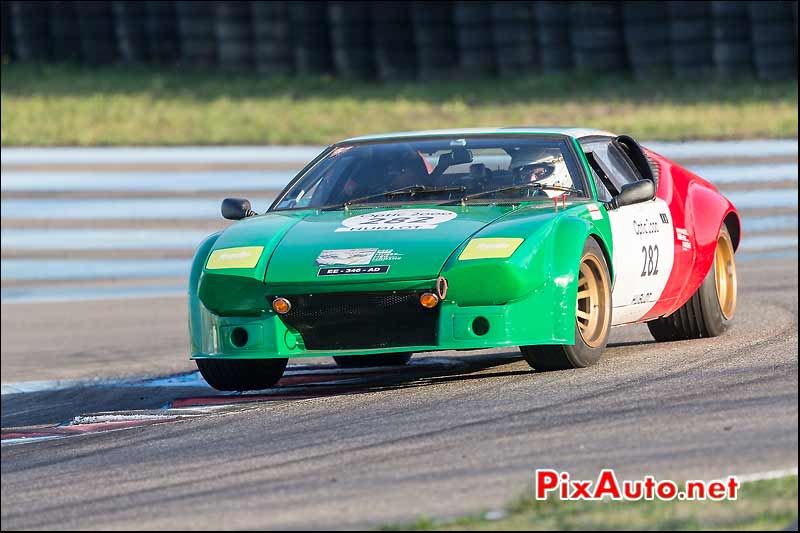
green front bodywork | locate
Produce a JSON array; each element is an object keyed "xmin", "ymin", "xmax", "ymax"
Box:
[{"xmin": 189, "ymin": 197, "xmax": 614, "ymax": 360}]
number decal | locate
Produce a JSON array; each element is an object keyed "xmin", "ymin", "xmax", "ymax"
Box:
[
  {"xmin": 337, "ymin": 209, "xmax": 456, "ymax": 232},
  {"xmin": 652, "ymin": 245, "xmax": 659, "ymax": 275},
  {"xmin": 361, "ymin": 215, "xmax": 434, "ymax": 226},
  {"xmin": 641, "ymin": 245, "xmax": 660, "ymax": 277},
  {"xmin": 607, "ymin": 198, "xmax": 675, "ymax": 325}
]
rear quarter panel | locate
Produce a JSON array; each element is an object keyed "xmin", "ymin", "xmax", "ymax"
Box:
[{"xmin": 642, "ymin": 149, "xmax": 740, "ymax": 320}]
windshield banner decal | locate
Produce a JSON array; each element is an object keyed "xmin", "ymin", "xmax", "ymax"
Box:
[{"xmin": 335, "ymin": 209, "xmax": 457, "ymax": 232}]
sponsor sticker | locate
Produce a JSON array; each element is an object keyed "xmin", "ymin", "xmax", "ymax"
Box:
[
  {"xmin": 315, "ymin": 248, "xmax": 377, "ymax": 266},
  {"xmin": 676, "ymin": 227, "xmax": 692, "ymax": 250},
  {"xmin": 315, "ymin": 248, "xmax": 403, "ymax": 266},
  {"xmin": 587, "ymin": 205, "xmax": 604, "ymax": 221},
  {"xmin": 335, "ymin": 209, "xmax": 457, "ymax": 232},
  {"xmin": 633, "ymin": 218, "xmax": 661, "ymax": 235},
  {"xmin": 318, "ymin": 265, "xmax": 390, "ymax": 276},
  {"xmin": 459, "ymin": 238, "xmax": 524, "ymax": 260},
  {"xmin": 373, "ymin": 249, "xmax": 403, "ymax": 262},
  {"xmin": 206, "ymin": 246, "xmax": 264, "ymax": 269}
]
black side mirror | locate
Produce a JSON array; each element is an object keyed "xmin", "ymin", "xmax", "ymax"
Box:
[
  {"xmin": 221, "ymin": 198, "xmax": 256, "ymax": 220},
  {"xmin": 605, "ymin": 180, "xmax": 655, "ymax": 210}
]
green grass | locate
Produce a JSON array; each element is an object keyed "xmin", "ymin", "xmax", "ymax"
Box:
[
  {"xmin": 380, "ymin": 476, "xmax": 798, "ymax": 531},
  {"xmin": 1, "ymin": 64, "xmax": 797, "ymax": 146}
]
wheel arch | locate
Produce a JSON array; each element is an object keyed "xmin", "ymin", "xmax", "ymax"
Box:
[
  {"xmin": 189, "ymin": 232, "xmax": 222, "ymax": 356},
  {"xmin": 189, "ymin": 232, "xmax": 222, "ymax": 295},
  {"xmin": 546, "ymin": 215, "xmax": 613, "ymax": 341},
  {"xmin": 587, "ymin": 231, "xmax": 614, "ymax": 283},
  {"xmin": 685, "ymin": 185, "xmax": 739, "ymax": 293},
  {"xmin": 723, "ymin": 210, "xmax": 741, "ymax": 252}
]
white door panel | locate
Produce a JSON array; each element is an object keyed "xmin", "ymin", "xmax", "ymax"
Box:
[{"xmin": 608, "ymin": 198, "xmax": 675, "ymax": 325}]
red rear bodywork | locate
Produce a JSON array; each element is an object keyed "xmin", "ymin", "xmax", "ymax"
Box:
[{"xmin": 642, "ymin": 149, "xmax": 741, "ymax": 321}]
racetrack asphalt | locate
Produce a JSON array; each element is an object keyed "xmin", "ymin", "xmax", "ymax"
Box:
[{"xmin": 1, "ymin": 142, "xmax": 797, "ymax": 529}]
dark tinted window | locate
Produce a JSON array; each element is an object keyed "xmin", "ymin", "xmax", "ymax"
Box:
[
  {"xmin": 272, "ymin": 137, "xmax": 588, "ymax": 210},
  {"xmin": 587, "ymin": 163, "xmax": 613, "ymax": 202},
  {"xmin": 582, "ymin": 139, "xmax": 642, "ymax": 194}
]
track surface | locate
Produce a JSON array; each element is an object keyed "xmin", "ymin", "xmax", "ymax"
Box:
[
  {"xmin": 2, "ymin": 143, "xmax": 798, "ymax": 529},
  {"xmin": 2, "ymin": 258, "xmax": 797, "ymax": 530}
]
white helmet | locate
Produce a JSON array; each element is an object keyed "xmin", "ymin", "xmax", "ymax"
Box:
[{"xmin": 510, "ymin": 149, "xmax": 572, "ymax": 198}]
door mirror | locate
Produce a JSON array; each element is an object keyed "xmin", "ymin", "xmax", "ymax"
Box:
[
  {"xmin": 605, "ymin": 180, "xmax": 655, "ymax": 210},
  {"xmin": 221, "ymin": 198, "xmax": 256, "ymax": 220}
]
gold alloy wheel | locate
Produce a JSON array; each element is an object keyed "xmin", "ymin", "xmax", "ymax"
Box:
[
  {"xmin": 576, "ymin": 253, "xmax": 611, "ymax": 348},
  {"xmin": 714, "ymin": 230, "xmax": 737, "ymax": 320}
]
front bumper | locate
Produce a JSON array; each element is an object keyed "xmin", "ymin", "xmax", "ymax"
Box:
[{"xmin": 190, "ymin": 285, "xmax": 574, "ymax": 360}]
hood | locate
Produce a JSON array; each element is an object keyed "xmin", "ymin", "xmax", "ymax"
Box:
[
  {"xmin": 199, "ymin": 203, "xmax": 574, "ymax": 315},
  {"xmin": 264, "ymin": 205, "xmax": 513, "ymax": 284}
]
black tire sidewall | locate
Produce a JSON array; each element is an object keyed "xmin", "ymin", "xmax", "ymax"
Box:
[
  {"xmin": 196, "ymin": 358, "xmax": 288, "ymax": 391},
  {"xmin": 645, "ymin": 223, "xmax": 736, "ymax": 341},
  {"xmin": 699, "ymin": 225, "xmax": 734, "ymax": 336}
]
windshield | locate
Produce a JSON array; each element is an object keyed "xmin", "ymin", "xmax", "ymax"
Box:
[{"xmin": 271, "ymin": 137, "xmax": 587, "ymax": 210}]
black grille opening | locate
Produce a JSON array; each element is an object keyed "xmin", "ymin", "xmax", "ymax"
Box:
[{"xmin": 277, "ymin": 291, "xmax": 439, "ymax": 350}]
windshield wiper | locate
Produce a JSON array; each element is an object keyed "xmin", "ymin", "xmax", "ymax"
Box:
[
  {"xmin": 344, "ymin": 185, "xmax": 466, "ymax": 208},
  {"xmin": 443, "ymin": 183, "xmax": 581, "ymax": 205}
]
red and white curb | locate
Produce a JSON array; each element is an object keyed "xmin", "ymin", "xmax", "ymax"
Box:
[
  {"xmin": 1, "ymin": 413, "xmax": 190, "ymax": 447},
  {"xmin": 1, "ymin": 358, "xmax": 464, "ymax": 396},
  {"xmin": 2, "ymin": 358, "xmax": 472, "ymax": 446}
]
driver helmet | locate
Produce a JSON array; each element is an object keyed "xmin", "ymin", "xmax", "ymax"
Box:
[
  {"xmin": 384, "ymin": 144, "xmax": 428, "ymax": 188},
  {"xmin": 509, "ymin": 148, "xmax": 572, "ymax": 198}
]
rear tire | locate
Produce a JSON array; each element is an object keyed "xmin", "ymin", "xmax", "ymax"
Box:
[
  {"xmin": 333, "ymin": 352, "xmax": 412, "ymax": 368},
  {"xmin": 647, "ymin": 224, "xmax": 737, "ymax": 341},
  {"xmin": 196, "ymin": 358, "xmax": 288, "ymax": 391},
  {"xmin": 522, "ymin": 238, "xmax": 612, "ymax": 371}
]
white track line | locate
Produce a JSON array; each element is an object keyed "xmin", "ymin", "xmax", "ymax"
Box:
[
  {"xmin": 736, "ymin": 467, "xmax": 798, "ymax": 483},
  {"xmin": 1, "ymin": 435, "xmax": 64, "ymax": 446},
  {"xmin": 1, "ymin": 378, "xmax": 101, "ymax": 396},
  {"xmin": 0, "ymin": 146, "xmax": 324, "ymax": 166},
  {"xmin": 68, "ymin": 413, "xmax": 186, "ymax": 425}
]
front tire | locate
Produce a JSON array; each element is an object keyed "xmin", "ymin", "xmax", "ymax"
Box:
[
  {"xmin": 333, "ymin": 352, "xmax": 412, "ymax": 368},
  {"xmin": 196, "ymin": 358, "xmax": 288, "ymax": 391},
  {"xmin": 522, "ymin": 238, "xmax": 612, "ymax": 371},
  {"xmin": 647, "ymin": 224, "xmax": 737, "ymax": 341}
]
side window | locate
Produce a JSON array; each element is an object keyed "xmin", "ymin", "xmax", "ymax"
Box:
[
  {"xmin": 583, "ymin": 140, "xmax": 640, "ymax": 193},
  {"xmin": 589, "ymin": 166, "xmax": 613, "ymax": 202},
  {"xmin": 584, "ymin": 150, "xmax": 616, "ymax": 200}
]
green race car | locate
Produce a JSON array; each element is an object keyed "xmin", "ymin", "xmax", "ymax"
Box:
[{"xmin": 189, "ymin": 128, "xmax": 740, "ymax": 391}]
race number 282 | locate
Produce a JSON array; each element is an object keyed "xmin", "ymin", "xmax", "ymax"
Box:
[{"xmin": 641, "ymin": 244, "xmax": 659, "ymax": 277}]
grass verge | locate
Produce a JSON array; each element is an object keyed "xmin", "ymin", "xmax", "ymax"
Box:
[
  {"xmin": 381, "ymin": 475, "xmax": 798, "ymax": 531},
  {"xmin": 1, "ymin": 64, "xmax": 797, "ymax": 146}
]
